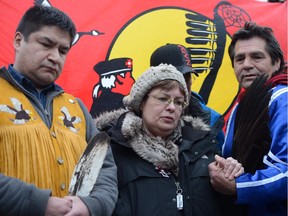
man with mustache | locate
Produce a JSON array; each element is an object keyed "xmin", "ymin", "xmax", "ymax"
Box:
[{"xmin": 208, "ymin": 22, "xmax": 287, "ymax": 216}]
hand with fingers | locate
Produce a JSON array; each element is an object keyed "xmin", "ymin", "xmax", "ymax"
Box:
[
  {"xmin": 214, "ymin": 155, "xmax": 244, "ymax": 180},
  {"xmin": 208, "ymin": 155, "xmax": 244, "ymax": 195},
  {"xmin": 64, "ymin": 196, "xmax": 90, "ymax": 216},
  {"xmin": 45, "ymin": 197, "xmax": 73, "ymax": 216}
]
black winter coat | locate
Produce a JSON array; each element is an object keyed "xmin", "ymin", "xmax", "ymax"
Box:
[{"xmin": 97, "ymin": 110, "xmax": 223, "ymax": 216}]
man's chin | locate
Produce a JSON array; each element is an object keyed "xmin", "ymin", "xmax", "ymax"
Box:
[
  {"xmin": 242, "ymin": 80, "xmax": 254, "ymax": 89},
  {"xmin": 35, "ymin": 78, "xmax": 55, "ymax": 89}
]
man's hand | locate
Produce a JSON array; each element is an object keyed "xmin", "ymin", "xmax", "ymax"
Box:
[
  {"xmin": 208, "ymin": 157, "xmax": 237, "ymax": 195},
  {"xmin": 45, "ymin": 197, "xmax": 73, "ymax": 216},
  {"xmin": 208, "ymin": 155, "xmax": 246, "ymax": 195},
  {"xmin": 214, "ymin": 155, "xmax": 244, "ymax": 180},
  {"xmin": 64, "ymin": 196, "xmax": 90, "ymax": 216}
]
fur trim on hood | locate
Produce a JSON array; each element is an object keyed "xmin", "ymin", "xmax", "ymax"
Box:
[
  {"xmin": 94, "ymin": 108, "xmax": 128, "ymax": 130},
  {"xmin": 95, "ymin": 109, "xmax": 210, "ymax": 174}
]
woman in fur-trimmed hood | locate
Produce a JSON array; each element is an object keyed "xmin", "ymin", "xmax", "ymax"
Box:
[{"xmin": 95, "ymin": 64, "xmax": 224, "ymax": 216}]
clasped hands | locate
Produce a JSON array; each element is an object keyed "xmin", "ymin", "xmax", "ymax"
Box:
[
  {"xmin": 208, "ymin": 155, "xmax": 244, "ymax": 195},
  {"xmin": 45, "ymin": 195, "xmax": 90, "ymax": 216}
]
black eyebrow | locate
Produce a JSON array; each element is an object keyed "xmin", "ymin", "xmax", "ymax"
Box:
[{"xmin": 40, "ymin": 36, "xmax": 70, "ymax": 51}]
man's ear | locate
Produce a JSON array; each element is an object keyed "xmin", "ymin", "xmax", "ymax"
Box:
[
  {"xmin": 14, "ymin": 32, "xmax": 23, "ymax": 50},
  {"xmin": 275, "ymin": 58, "xmax": 281, "ymax": 71}
]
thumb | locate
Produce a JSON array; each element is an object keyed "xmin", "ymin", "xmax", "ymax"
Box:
[{"xmin": 214, "ymin": 155, "xmax": 225, "ymax": 168}]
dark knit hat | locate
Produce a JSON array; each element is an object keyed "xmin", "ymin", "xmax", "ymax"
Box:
[
  {"xmin": 123, "ymin": 64, "xmax": 189, "ymax": 114},
  {"xmin": 150, "ymin": 43, "xmax": 198, "ymax": 76}
]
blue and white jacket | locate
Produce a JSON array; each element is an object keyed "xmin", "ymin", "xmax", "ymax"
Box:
[{"xmin": 223, "ymin": 84, "xmax": 288, "ymax": 216}]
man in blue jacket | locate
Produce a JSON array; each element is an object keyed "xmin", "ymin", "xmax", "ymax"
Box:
[{"xmin": 208, "ymin": 22, "xmax": 287, "ymax": 216}]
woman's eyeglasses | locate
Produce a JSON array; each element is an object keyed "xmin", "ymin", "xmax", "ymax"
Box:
[{"xmin": 148, "ymin": 95, "xmax": 186, "ymax": 109}]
